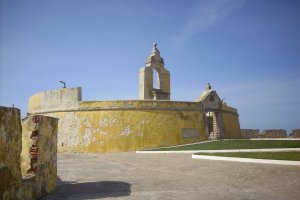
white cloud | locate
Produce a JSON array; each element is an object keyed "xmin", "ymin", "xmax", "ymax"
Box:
[{"xmin": 172, "ymin": 0, "xmax": 246, "ymax": 49}]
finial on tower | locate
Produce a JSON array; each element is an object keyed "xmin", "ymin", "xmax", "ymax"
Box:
[
  {"xmin": 206, "ymin": 83, "xmax": 212, "ymax": 91},
  {"xmin": 153, "ymin": 42, "xmax": 157, "ymax": 48}
]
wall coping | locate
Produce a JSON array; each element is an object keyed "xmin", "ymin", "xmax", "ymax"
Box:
[{"xmin": 29, "ymin": 100, "xmax": 239, "ymax": 116}]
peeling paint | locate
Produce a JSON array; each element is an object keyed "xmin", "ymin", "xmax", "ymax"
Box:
[
  {"xmin": 82, "ymin": 128, "xmax": 92, "ymax": 145},
  {"xmin": 58, "ymin": 113, "xmax": 80, "ymax": 148},
  {"xmin": 98, "ymin": 130, "xmax": 107, "ymax": 135},
  {"xmin": 120, "ymin": 126, "xmax": 131, "ymax": 136},
  {"xmin": 137, "ymin": 132, "xmax": 143, "ymax": 137},
  {"xmin": 98, "ymin": 117, "xmax": 118, "ymax": 127}
]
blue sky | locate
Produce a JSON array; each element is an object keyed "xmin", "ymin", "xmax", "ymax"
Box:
[{"xmin": 1, "ymin": 0, "xmax": 300, "ymax": 132}]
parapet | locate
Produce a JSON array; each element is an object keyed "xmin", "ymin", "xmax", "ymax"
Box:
[{"xmin": 29, "ymin": 87, "xmax": 82, "ymax": 114}]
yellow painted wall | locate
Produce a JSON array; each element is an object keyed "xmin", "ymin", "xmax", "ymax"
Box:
[
  {"xmin": 221, "ymin": 104, "xmax": 241, "ymax": 139},
  {"xmin": 28, "ymin": 88, "xmax": 241, "ymax": 153},
  {"xmin": 48, "ymin": 108, "xmax": 205, "ymax": 153},
  {"xmin": 0, "ymin": 107, "xmax": 22, "ymax": 200}
]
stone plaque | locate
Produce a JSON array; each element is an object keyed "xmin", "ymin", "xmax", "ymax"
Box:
[{"xmin": 182, "ymin": 128, "xmax": 200, "ymax": 138}]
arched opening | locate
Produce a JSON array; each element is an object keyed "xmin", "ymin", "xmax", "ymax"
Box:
[
  {"xmin": 153, "ymin": 68, "xmax": 159, "ymax": 89},
  {"xmin": 152, "ymin": 67, "xmax": 163, "ymax": 90}
]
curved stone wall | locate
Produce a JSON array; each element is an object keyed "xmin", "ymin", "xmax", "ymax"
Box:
[
  {"xmin": 221, "ymin": 104, "xmax": 241, "ymax": 138},
  {"xmin": 28, "ymin": 88, "xmax": 241, "ymax": 153},
  {"xmin": 30, "ymin": 98, "xmax": 205, "ymax": 153},
  {"xmin": 28, "ymin": 87, "xmax": 81, "ymax": 113}
]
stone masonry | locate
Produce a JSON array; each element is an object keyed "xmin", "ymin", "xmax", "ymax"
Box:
[
  {"xmin": 241, "ymin": 129, "xmax": 260, "ymax": 139},
  {"xmin": 290, "ymin": 129, "xmax": 300, "ymax": 138},
  {"xmin": 0, "ymin": 106, "xmax": 58, "ymax": 200},
  {"xmin": 241, "ymin": 129, "xmax": 294, "ymax": 138},
  {"xmin": 139, "ymin": 43, "xmax": 170, "ymax": 100}
]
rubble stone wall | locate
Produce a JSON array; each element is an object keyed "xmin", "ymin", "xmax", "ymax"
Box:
[
  {"xmin": 262, "ymin": 129, "xmax": 287, "ymax": 138},
  {"xmin": 241, "ymin": 129, "xmax": 292, "ymax": 138},
  {"xmin": 0, "ymin": 106, "xmax": 58, "ymax": 200},
  {"xmin": 290, "ymin": 129, "xmax": 300, "ymax": 138},
  {"xmin": 241, "ymin": 129, "xmax": 260, "ymax": 139}
]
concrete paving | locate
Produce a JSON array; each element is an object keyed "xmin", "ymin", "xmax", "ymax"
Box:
[{"xmin": 42, "ymin": 152, "xmax": 300, "ymax": 200}]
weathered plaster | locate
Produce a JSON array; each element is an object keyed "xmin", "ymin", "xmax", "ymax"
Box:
[
  {"xmin": 0, "ymin": 106, "xmax": 58, "ymax": 200},
  {"xmin": 28, "ymin": 87, "xmax": 81, "ymax": 113},
  {"xmin": 28, "ymin": 92, "xmax": 240, "ymax": 153}
]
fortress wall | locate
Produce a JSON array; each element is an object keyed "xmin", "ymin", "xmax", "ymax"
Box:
[
  {"xmin": 28, "ymin": 87, "xmax": 82, "ymax": 113},
  {"xmin": 32, "ymin": 100, "xmax": 206, "ymax": 153},
  {"xmin": 241, "ymin": 129, "xmax": 260, "ymax": 138},
  {"xmin": 290, "ymin": 129, "xmax": 300, "ymax": 138},
  {"xmin": 262, "ymin": 129, "xmax": 287, "ymax": 138},
  {"xmin": 221, "ymin": 105, "xmax": 241, "ymax": 139},
  {"xmin": 27, "ymin": 88, "xmax": 241, "ymax": 153},
  {"xmin": 0, "ymin": 106, "xmax": 58, "ymax": 200},
  {"xmin": 241, "ymin": 129, "xmax": 291, "ymax": 138}
]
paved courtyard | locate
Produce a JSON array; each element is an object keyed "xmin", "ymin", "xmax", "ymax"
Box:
[{"xmin": 42, "ymin": 152, "xmax": 300, "ymax": 200}]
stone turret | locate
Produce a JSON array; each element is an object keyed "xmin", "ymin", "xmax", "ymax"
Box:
[{"xmin": 139, "ymin": 43, "xmax": 170, "ymax": 100}]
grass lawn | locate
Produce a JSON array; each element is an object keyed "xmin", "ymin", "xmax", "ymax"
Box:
[
  {"xmin": 147, "ymin": 140, "xmax": 300, "ymax": 151},
  {"xmin": 195, "ymin": 152, "xmax": 300, "ymax": 161}
]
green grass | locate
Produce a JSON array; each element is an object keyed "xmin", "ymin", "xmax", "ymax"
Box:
[
  {"xmin": 195, "ymin": 152, "xmax": 300, "ymax": 161},
  {"xmin": 147, "ymin": 140, "xmax": 300, "ymax": 151}
]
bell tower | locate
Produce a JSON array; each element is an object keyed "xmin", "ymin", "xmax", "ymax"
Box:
[{"xmin": 139, "ymin": 43, "xmax": 170, "ymax": 100}]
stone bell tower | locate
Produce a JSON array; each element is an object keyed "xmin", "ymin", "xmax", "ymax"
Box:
[{"xmin": 139, "ymin": 43, "xmax": 170, "ymax": 100}]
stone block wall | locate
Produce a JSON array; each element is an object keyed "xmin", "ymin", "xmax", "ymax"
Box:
[
  {"xmin": 290, "ymin": 129, "xmax": 300, "ymax": 138},
  {"xmin": 262, "ymin": 129, "xmax": 287, "ymax": 138},
  {"xmin": 241, "ymin": 129, "xmax": 260, "ymax": 139},
  {"xmin": 241, "ymin": 129, "xmax": 291, "ymax": 138},
  {"xmin": 0, "ymin": 106, "xmax": 58, "ymax": 200}
]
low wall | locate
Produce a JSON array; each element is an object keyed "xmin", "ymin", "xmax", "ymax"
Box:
[
  {"xmin": 241, "ymin": 129, "xmax": 260, "ymax": 139},
  {"xmin": 262, "ymin": 129, "xmax": 287, "ymax": 138},
  {"xmin": 290, "ymin": 129, "xmax": 300, "ymax": 138},
  {"xmin": 241, "ymin": 129, "xmax": 288, "ymax": 138},
  {"xmin": 0, "ymin": 106, "xmax": 58, "ymax": 200}
]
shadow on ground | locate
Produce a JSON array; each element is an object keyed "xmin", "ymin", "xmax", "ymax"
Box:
[{"xmin": 41, "ymin": 177, "xmax": 131, "ymax": 200}]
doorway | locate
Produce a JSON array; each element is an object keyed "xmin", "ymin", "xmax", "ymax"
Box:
[{"xmin": 205, "ymin": 112, "xmax": 222, "ymax": 140}]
